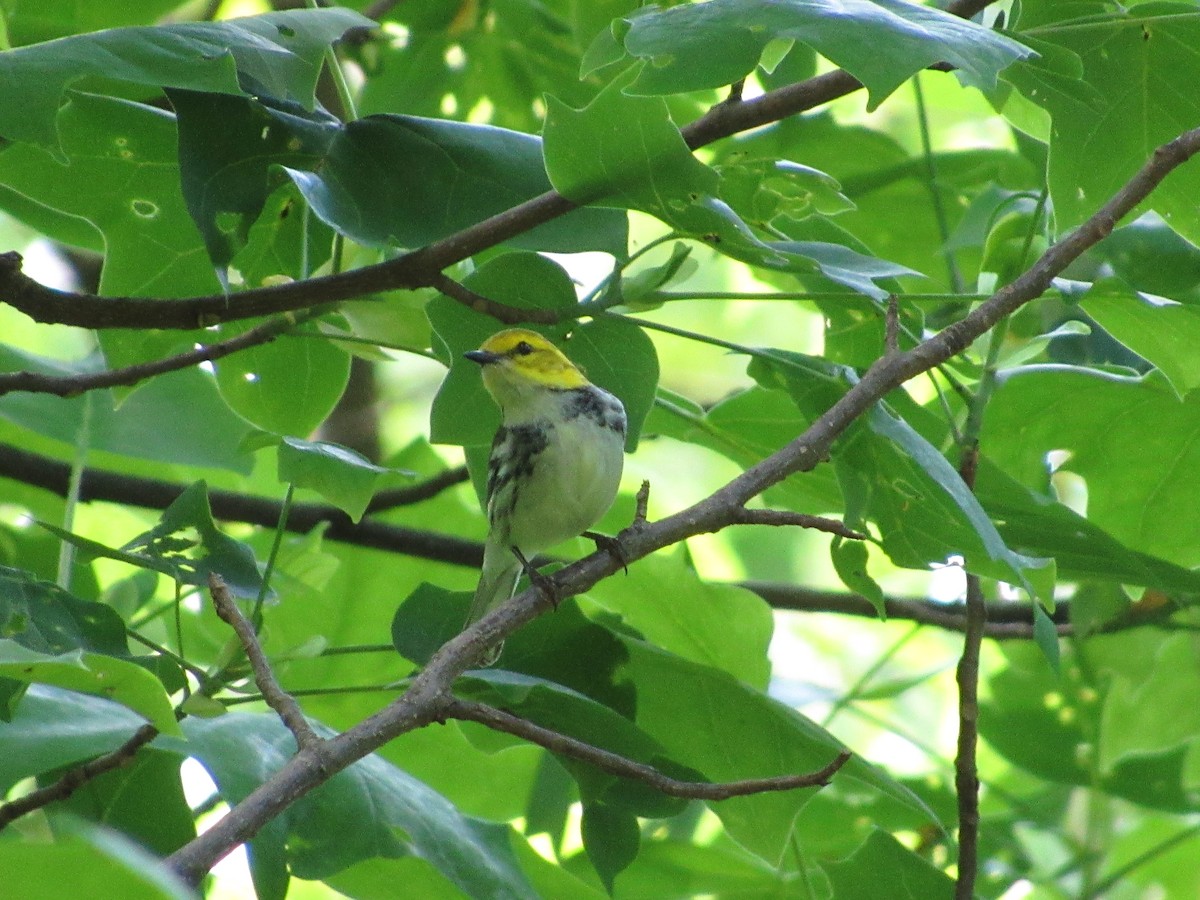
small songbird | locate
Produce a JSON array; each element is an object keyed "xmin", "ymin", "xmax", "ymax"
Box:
[{"xmin": 463, "ymin": 329, "xmax": 626, "ymax": 660}]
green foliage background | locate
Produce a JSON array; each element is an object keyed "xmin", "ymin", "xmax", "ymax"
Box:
[{"xmin": 2, "ymin": 0, "xmax": 1200, "ymax": 897}]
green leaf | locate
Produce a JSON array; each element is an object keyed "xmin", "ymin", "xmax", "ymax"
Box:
[
  {"xmin": 981, "ymin": 640, "xmax": 1199, "ymax": 811},
  {"xmin": 825, "ymin": 829, "xmax": 955, "ymax": 899},
  {"xmin": 169, "ymin": 89, "xmax": 336, "ymax": 273},
  {"xmin": 277, "ymin": 437, "xmax": 401, "ymax": 522},
  {"xmin": 0, "ymin": 640, "xmax": 180, "ymax": 735},
  {"xmin": 56, "ymin": 748, "xmax": 196, "ymax": 856},
  {"xmin": 618, "ymin": 0, "xmax": 1033, "ymax": 107},
  {"xmin": 585, "ymin": 548, "xmax": 774, "ymax": 690},
  {"xmin": 581, "ymin": 802, "xmax": 640, "ymax": 892},
  {"xmin": 284, "ymin": 113, "xmax": 627, "ymax": 255},
  {"xmin": 0, "ymin": 686, "xmax": 145, "ymax": 791},
  {"xmin": 717, "ymin": 158, "xmax": 856, "ymax": 225},
  {"xmin": 212, "ymin": 323, "xmax": 350, "ymax": 437},
  {"xmin": 171, "ymin": 712, "xmax": 540, "ymax": 899},
  {"xmin": 44, "ymin": 481, "xmax": 266, "ymax": 599},
  {"xmin": 544, "ymin": 74, "xmax": 916, "ymax": 298},
  {"xmin": 0, "ymin": 92, "xmax": 219, "ymax": 304},
  {"xmin": 0, "ymin": 565, "xmax": 128, "ymax": 656},
  {"xmin": 0, "ymin": 820, "xmax": 195, "ymax": 900},
  {"xmin": 624, "ymin": 641, "xmax": 939, "ymax": 864},
  {"xmin": 830, "ymin": 538, "xmax": 885, "ymax": 616},
  {"xmin": 984, "ymin": 366, "xmax": 1200, "ymax": 567},
  {"xmin": 0, "ymin": 8, "xmax": 373, "ymax": 154},
  {"xmin": 1082, "ymin": 279, "xmax": 1200, "ymax": 395},
  {"xmin": 976, "ymin": 460, "xmax": 1200, "ymax": 595},
  {"xmin": 0, "ymin": 348, "xmax": 254, "ymax": 473},
  {"xmin": 544, "ymin": 70, "xmax": 719, "ymax": 210},
  {"xmin": 1006, "ymin": 4, "xmax": 1200, "ymax": 246},
  {"xmin": 1098, "ymin": 632, "xmax": 1200, "ymax": 781}
]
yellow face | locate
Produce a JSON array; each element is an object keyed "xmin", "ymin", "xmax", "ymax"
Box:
[{"xmin": 466, "ymin": 329, "xmax": 590, "ymax": 391}]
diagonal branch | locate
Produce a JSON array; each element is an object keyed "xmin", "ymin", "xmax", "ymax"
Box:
[
  {"xmin": 164, "ymin": 124, "xmax": 1200, "ymax": 885},
  {"xmin": 0, "ymin": 723, "xmax": 159, "ymax": 829},
  {"xmin": 446, "ymin": 699, "xmax": 851, "ymax": 800},
  {"xmin": 209, "ymin": 574, "xmax": 321, "ymax": 751}
]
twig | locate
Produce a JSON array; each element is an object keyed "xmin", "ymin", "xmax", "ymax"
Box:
[
  {"xmin": 632, "ymin": 480, "xmax": 651, "ymax": 525},
  {"xmin": 0, "ymin": 311, "xmax": 308, "ymax": 398},
  {"xmin": 0, "ymin": 723, "xmax": 159, "ymax": 829},
  {"xmin": 954, "ymin": 573, "xmax": 986, "ymax": 899},
  {"xmin": 446, "ymin": 699, "xmax": 851, "ymax": 799},
  {"xmin": 429, "ymin": 272, "xmax": 558, "ymax": 325},
  {"xmin": 885, "ymin": 294, "xmax": 901, "ymax": 355},
  {"xmin": 731, "ymin": 508, "xmax": 866, "ymax": 540},
  {"xmin": 208, "ymin": 574, "xmax": 322, "ymax": 751}
]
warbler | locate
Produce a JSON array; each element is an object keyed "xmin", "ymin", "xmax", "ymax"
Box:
[{"xmin": 463, "ymin": 329, "xmax": 626, "ymax": 658}]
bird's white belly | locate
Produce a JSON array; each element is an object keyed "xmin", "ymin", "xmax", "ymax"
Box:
[{"xmin": 505, "ymin": 416, "xmax": 623, "ymax": 554}]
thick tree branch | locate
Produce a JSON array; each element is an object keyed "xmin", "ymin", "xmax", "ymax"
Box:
[
  {"xmin": 164, "ymin": 125, "xmax": 1200, "ymax": 883},
  {"xmin": 209, "ymin": 574, "xmax": 321, "ymax": 751},
  {"xmin": 447, "ymin": 699, "xmax": 851, "ymax": 800}
]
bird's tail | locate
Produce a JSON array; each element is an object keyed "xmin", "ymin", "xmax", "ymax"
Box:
[{"xmin": 465, "ymin": 543, "xmax": 522, "ymax": 664}]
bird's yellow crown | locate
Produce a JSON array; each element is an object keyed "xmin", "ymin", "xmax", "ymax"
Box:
[{"xmin": 468, "ymin": 329, "xmax": 591, "ymax": 390}]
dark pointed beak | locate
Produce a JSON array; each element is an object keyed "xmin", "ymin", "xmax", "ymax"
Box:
[{"xmin": 464, "ymin": 349, "xmax": 500, "ymax": 365}]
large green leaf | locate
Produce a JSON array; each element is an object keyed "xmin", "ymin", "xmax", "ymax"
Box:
[
  {"xmin": 543, "ymin": 74, "xmax": 917, "ymax": 298},
  {"xmin": 0, "ymin": 92, "xmax": 218, "ymax": 301},
  {"xmin": 984, "ymin": 365, "xmax": 1200, "ymax": 568},
  {"xmin": 824, "ymin": 829, "xmax": 955, "ymax": 899},
  {"xmin": 282, "ymin": 113, "xmax": 627, "ymax": 256},
  {"xmin": 211, "ymin": 322, "xmax": 351, "ymax": 438},
  {"xmin": 0, "ymin": 821, "xmax": 195, "ymax": 900},
  {"xmin": 0, "ymin": 640, "xmax": 179, "ymax": 735},
  {"xmin": 625, "ymin": 640, "xmax": 939, "ymax": 864},
  {"xmin": 1007, "ymin": 3, "xmax": 1200, "ymax": 245},
  {"xmin": 613, "ymin": 0, "xmax": 1033, "ymax": 106},
  {"xmin": 585, "ymin": 548, "xmax": 774, "ymax": 690},
  {"xmin": 0, "ymin": 8, "xmax": 372, "ymax": 154},
  {"xmin": 1081, "ymin": 279, "xmax": 1200, "ymax": 395},
  {"xmin": 173, "ymin": 712, "xmax": 540, "ymax": 900}
]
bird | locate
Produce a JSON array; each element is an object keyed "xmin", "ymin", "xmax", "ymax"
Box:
[{"xmin": 463, "ymin": 328, "xmax": 627, "ymax": 662}]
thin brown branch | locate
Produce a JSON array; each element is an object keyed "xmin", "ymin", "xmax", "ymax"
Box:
[
  {"xmin": 954, "ymin": 574, "xmax": 986, "ymax": 899},
  {"xmin": 0, "ymin": 312, "xmax": 306, "ymax": 398},
  {"xmin": 0, "ymin": 723, "xmax": 159, "ymax": 829},
  {"xmin": 209, "ymin": 574, "xmax": 321, "ymax": 751},
  {"xmin": 365, "ymin": 465, "xmax": 470, "ymax": 512},
  {"xmin": 739, "ymin": 582, "xmax": 1072, "ymax": 638},
  {"xmin": 429, "ymin": 272, "xmax": 559, "ymax": 325},
  {"xmin": 731, "ymin": 508, "xmax": 866, "ymax": 540},
  {"xmin": 446, "ymin": 699, "xmax": 851, "ymax": 800}
]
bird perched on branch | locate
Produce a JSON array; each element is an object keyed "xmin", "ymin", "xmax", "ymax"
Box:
[{"xmin": 463, "ymin": 328, "xmax": 626, "ymax": 662}]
